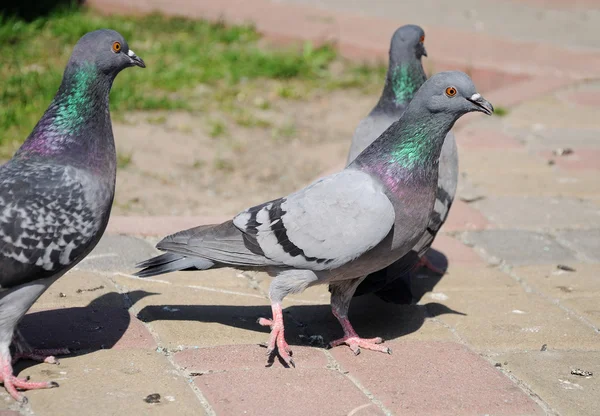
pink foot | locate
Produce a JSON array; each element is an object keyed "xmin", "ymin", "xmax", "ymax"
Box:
[
  {"xmin": 416, "ymin": 256, "xmax": 446, "ymax": 275},
  {"xmin": 1, "ymin": 354, "xmax": 59, "ymax": 403},
  {"xmin": 330, "ymin": 313, "xmax": 391, "ymax": 356},
  {"xmin": 12, "ymin": 331, "xmax": 69, "ymax": 365},
  {"xmin": 257, "ymin": 304, "xmax": 294, "ymax": 367}
]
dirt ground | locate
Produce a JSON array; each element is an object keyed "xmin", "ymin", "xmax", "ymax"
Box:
[{"xmin": 112, "ymin": 87, "xmax": 377, "ymax": 216}]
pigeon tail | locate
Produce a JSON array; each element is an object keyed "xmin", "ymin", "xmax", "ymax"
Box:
[
  {"xmin": 134, "ymin": 220, "xmax": 275, "ymax": 278},
  {"xmin": 134, "ymin": 252, "xmax": 214, "ymax": 277}
]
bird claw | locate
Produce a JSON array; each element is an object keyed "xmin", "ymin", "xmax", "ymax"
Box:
[
  {"xmin": 258, "ymin": 311, "xmax": 294, "ymax": 368},
  {"xmin": 329, "ymin": 335, "xmax": 391, "ymax": 355}
]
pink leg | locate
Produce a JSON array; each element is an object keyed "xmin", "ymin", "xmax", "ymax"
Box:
[
  {"xmin": 257, "ymin": 303, "xmax": 294, "ymax": 367},
  {"xmin": 415, "ymin": 256, "xmax": 446, "ymax": 275},
  {"xmin": 329, "ymin": 310, "xmax": 391, "ymax": 355},
  {"xmin": 0, "ymin": 353, "xmax": 59, "ymax": 403},
  {"xmin": 12, "ymin": 330, "xmax": 69, "ymax": 365}
]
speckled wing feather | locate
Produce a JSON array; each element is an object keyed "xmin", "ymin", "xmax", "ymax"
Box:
[{"xmin": 0, "ymin": 161, "xmax": 104, "ymax": 289}]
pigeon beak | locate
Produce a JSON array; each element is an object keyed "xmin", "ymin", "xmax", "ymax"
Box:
[
  {"xmin": 420, "ymin": 43, "xmax": 428, "ymax": 58},
  {"xmin": 127, "ymin": 49, "xmax": 146, "ymax": 68},
  {"xmin": 466, "ymin": 93, "xmax": 493, "ymax": 116}
]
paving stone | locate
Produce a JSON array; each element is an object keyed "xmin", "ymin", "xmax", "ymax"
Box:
[
  {"xmin": 505, "ymin": 93, "xmax": 600, "ymax": 130},
  {"xmin": 465, "ymin": 170, "xmax": 600, "ymax": 199},
  {"xmin": 562, "ymin": 90, "xmax": 600, "ymax": 108},
  {"xmin": 462, "ymin": 230, "xmax": 578, "ymax": 266},
  {"xmin": 20, "ymin": 350, "xmax": 204, "ymax": 416},
  {"xmin": 456, "ymin": 128, "xmax": 524, "ymax": 150},
  {"xmin": 429, "ymin": 289, "xmax": 600, "ymax": 351},
  {"xmin": 473, "ymin": 197, "xmax": 600, "ymax": 229},
  {"xmin": 107, "ymin": 215, "xmax": 231, "ymax": 237},
  {"xmin": 442, "ymin": 200, "xmax": 492, "ymax": 231},
  {"xmin": 540, "ymin": 149, "xmax": 600, "ymax": 172},
  {"xmin": 460, "ymin": 149, "xmax": 551, "ymax": 178},
  {"xmin": 112, "ymin": 275, "xmax": 272, "ymax": 349},
  {"xmin": 196, "ymin": 368, "xmax": 382, "ymax": 416},
  {"xmin": 557, "ymin": 229, "xmax": 600, "ymax": 262},
  {"xmin": 34, "ymin": 270, "xmax": 120, "ymax": 309},
  {"xmin": 495, "ymin": 350, "xmax": 600, "ymax": 416},
  {"xmin": 561, "ymin": 297, "xmax": 600, "ymax": 329},
  {"xmin": 20, "ymin": 306, "xmax": 156, "ymax": 352},
  {"xmin": 76, "ymin": 235, "xmax": 158, "ymax": 273},
  {"xmin": 513, "ymin": 264, "xmax": 600, "ymax": 300},
  {"xmin": 416, "ymin": 266, "xmax": 519, "ymax": 295},
  {"xmin": 330, "ymin": 340, "xmax": 544, "ymax": 416},
  {"xmin": 430, "ymin": 234, "xmax": 487, "ymax": 266},
  {"xmin": 143, "ymin": 268, "xmax": 267, "ymax": 299},
  {"xmin": 173, "ymin": 344, "xmax": 328, "ymax": 372},
  {"xmin": 510, "ymin": 126, "xmax": 600, "ymax": 151}
]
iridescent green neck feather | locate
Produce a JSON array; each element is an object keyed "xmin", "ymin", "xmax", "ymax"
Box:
[
  {"xmin": 52, "ymin": 62, "xmax": 98, "ymax": 136},
  {"xmin": 391, "ymin": 63, "xmax": 425, "ymax": 105},
  {"xmin": 374, "ymin": 61, "xmax": 427, "ymax": 114}
]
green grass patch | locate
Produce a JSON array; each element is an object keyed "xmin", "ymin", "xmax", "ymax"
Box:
[{"xmin": 0, "ymin": 7, "xmax": 340, "ymax": 149}]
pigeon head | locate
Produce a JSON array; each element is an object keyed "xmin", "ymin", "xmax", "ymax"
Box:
[
  {"xmin": 375, "ymin": 25, "xmax": 428, "ymax": 113},
  {"xmin": 68, "ymin": 29, "xmax": 146, "ymax": 76},
  {"xmin": 417, "ymin": 71, "xmax": 494, "ymax": 117},
  {"xmin": 390, "ymin": 24, "xmax": 427, "ymax": 62}
]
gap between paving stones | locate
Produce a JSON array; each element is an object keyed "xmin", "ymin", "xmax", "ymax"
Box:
[{"xmin": 110, "ymin": 275, "xmax": 219, "ymax": 415}]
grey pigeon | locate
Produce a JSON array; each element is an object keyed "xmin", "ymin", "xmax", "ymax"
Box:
[
  {"xmin": 0, "ymin": 29, "xmax": 144, "ymax": 402},
  {"xmin": 135, "ymin": 71, "xmax": 492, "ymax": 365},
  {"xmin": 346, "ymin": 25, "xmax": 459, "ymax": 303}
]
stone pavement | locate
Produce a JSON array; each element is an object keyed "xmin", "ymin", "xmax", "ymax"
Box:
[{"xmin": 2, "ymin": 0, "xmax": 600, "ymax": 415}]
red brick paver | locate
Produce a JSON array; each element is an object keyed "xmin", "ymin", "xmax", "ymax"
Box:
[
  {"xmin": 174, "ymin": 344, "xmax": 329, "ymax": 372},
  {"xmin": 196, "ymin": 368, "xmax": 384, "ymax": 416},
  {"xmin": 330, "ymin": 340, "xmax": 544, "ymax": 416}
]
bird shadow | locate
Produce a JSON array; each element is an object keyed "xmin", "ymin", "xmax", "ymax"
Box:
[
  {"xmin": 14, "ymin": 290, "xmax": 157, "ymax": 372},
  {"xmin": 135, "ymin": 296, "xmax": 464, "ymax": 350},
  {"xmin": 365, "ymin": 247, "xmax": 449, "ymax": 304}
]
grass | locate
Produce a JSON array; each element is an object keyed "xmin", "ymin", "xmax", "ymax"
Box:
[
  {"xmin": 2, "ymin": 5, "xmax": 390, "ymax": 155},
  {"xmin": 493, "ymin": 106, "xmax": 509, "ymax": 117},
  {"xmin": 117, "ymin": 151, "xmax": 133, "ymax": 169}
]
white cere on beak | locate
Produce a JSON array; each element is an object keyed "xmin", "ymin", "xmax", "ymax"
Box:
[
  {"xmin": 128, "ymin": 49, "xmax": 136, "ymax": 57},
  {"xmin": 470, "ymin": 93, "xmax": 481, "ymax": 101}
]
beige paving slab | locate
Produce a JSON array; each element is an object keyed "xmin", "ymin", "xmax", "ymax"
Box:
[
  {"xmin": 135, "ymin": 268, "xmax": 266, "ymax": 299},
  {"xmin": 505, "ymin": 92, "xmax": 600, "ymax": 130},
  {"xmin": 561, "ymin": 297, "xmax": 600, "ymax": 328},
  {"xmin": 459, "ymin": 149, "xmax": 551, "ymax": 177},
  {"xmin": 495, "ymin": 350, "xmax": 600, "ymax": 416},
  {"xmin": 34, "ymin": 270, "xmax": 120, "ymax": 309},
  {"xmin": 513, "ymin": 264, "xmax": 600, "ymax": 299},
  {"xmin": 466, "ymin": 171, "xmax": 600, "ymax": 199},
  {"xmin": 18, "ymin": 349, "xmax": 204, "ymax": 416},
  {"xmin": 112, "ymin": 275, "xmax": 271, "ymax": 349},
  {"xmin": 428, "ymin": 288, "xmax": 600, "ymax": 352},
  {"xmin": 418, "ymin": 265, "xmax": 519, "ymax": 294}
]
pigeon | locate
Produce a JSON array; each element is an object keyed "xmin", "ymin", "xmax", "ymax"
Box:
[
  {"xmin": 345, "ymin": 25, "xmax": 459, "ymax": 303},
  {"xmin": 135, "ymin": 71, "xmax": 492, "ymax": 365},
  {"xmin": 0, "ymin": 29, "xmax": 144, "ymax": 402}
]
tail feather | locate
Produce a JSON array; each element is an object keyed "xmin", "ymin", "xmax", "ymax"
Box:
[
  {"xmin": 157, "ymin": 221, "xmax": 274, "ymax": 267},
  {"xmin": 134, "ymin": 252, "xmax": 214, "ymax": 278},
  {"xmin": 134, "ymin": 220, "xmax": 273, "ymax": 278}
]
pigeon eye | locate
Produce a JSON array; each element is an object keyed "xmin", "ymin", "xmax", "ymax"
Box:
[
  {"xmin": 419, "ymin": 35, "xmax": 425, "ymax": 43},
  {"xmin": 445, "ymin": 87, "xmax": 457, "ymax": 97},
  {"xmin": 112, "ymin": 42, "xmax": 122, "ymax": 53}
]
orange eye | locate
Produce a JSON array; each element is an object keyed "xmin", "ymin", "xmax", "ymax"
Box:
[
  {"xmin": 112, "ymin": 41, "xmax": 122, "ymax": 53},
  {"xmin": 445, "ymin": 86, "xmax": 457, "ymax": 97},
  {"xmin": 419, "ymin": 35, "xmax": 425, "ymax": 43}
]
